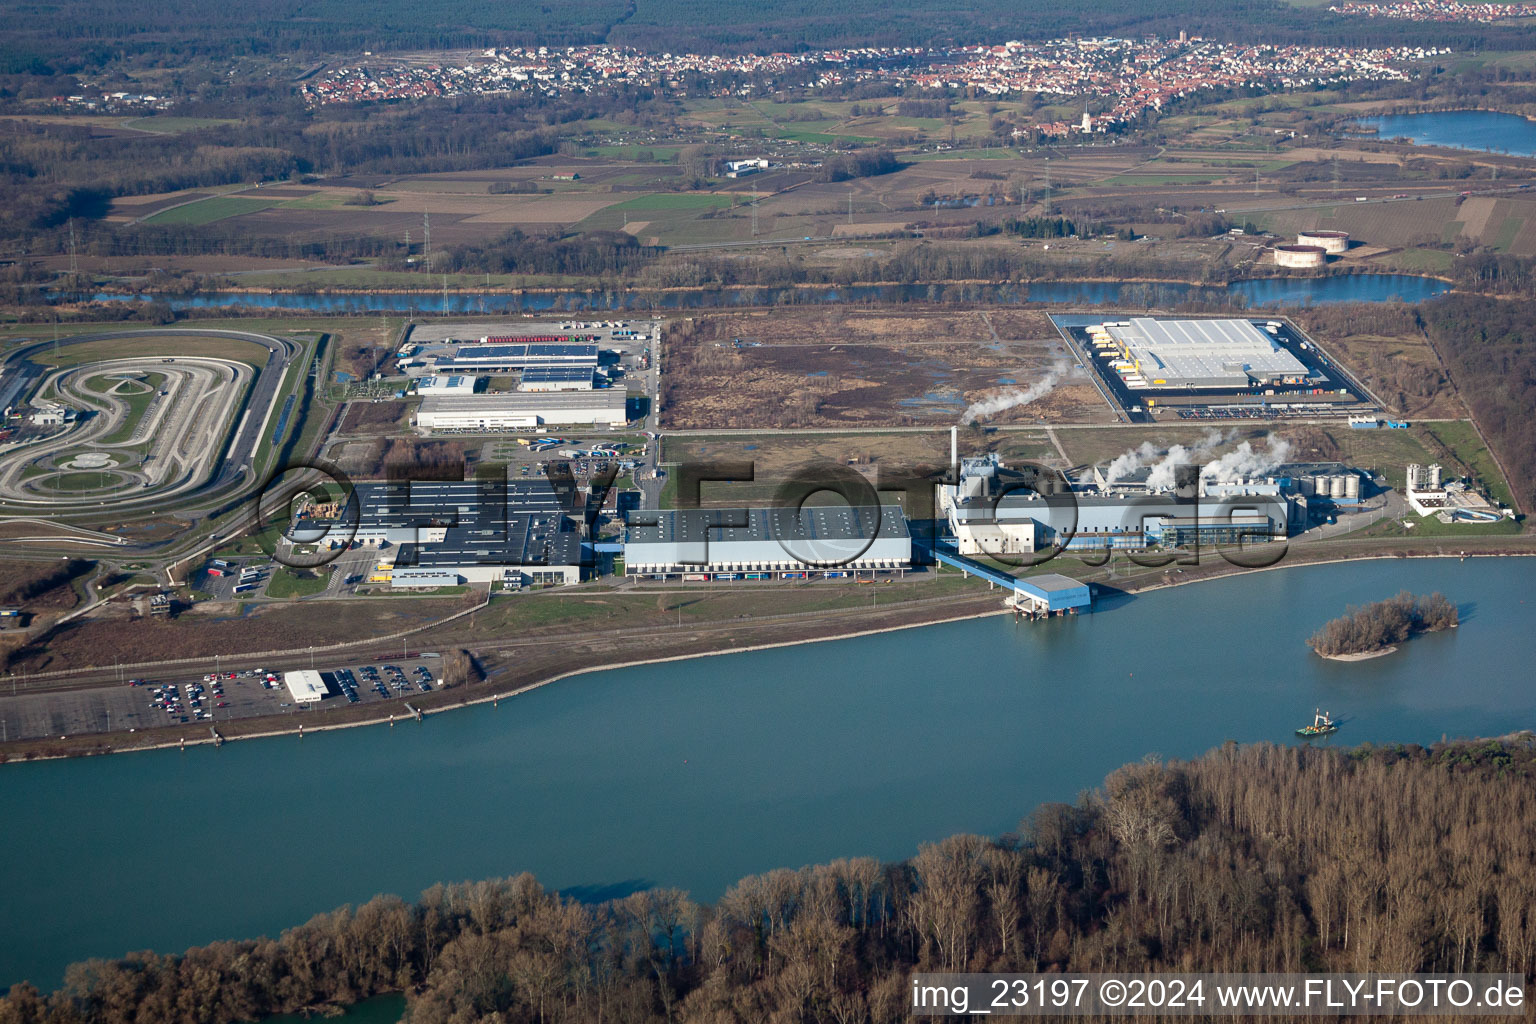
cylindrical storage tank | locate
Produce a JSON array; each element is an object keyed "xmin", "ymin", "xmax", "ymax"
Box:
[
  {"xmin": 1345, "ymin": 474, "xmax": 1360, "ymax": 499},
  {"xmin": 1300, "ymin": 476, "xmax": 1315, "ymax": 496},
  {"xmin": 1274, "ymin": 244, "xmax": 1327, "ymax": 269},
  {"xmin": 1311, "ymin": 474, "xmax": 1328, "ymax": 496},
  {"xmin": 1297, "ymin": 230, "xmax": 1350, "ymax": 254},
  {"xmin": 1406, "ymin": 463, "xmax": 1423, "ymax": 490},
  {"xmin": 1428, "ymin": 463, "xmax": 1443, "ymax": 489},
  {"xmin": 1330, "ymin": 475, "xmax": 1347, "ymax": 499}
]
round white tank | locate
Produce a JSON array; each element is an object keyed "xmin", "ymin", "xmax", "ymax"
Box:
[
  {"xmin": 1344, "ymin": 474, "xmax": 1360, "ymax": 499},
  {"xmin": 1274, "ymin": 244, "xmax": 1327, "ymax": 269},
  {"xmin": 1297, "ymin": 230, "xmax": 1350, "ymax": 254},
  {"xmin": 1428, "ymin": 464, "xmax": 1443, "ymax": 489},
  {"xmin": 1330, "ymin": 475, "xmax": 1347, "ymax": 499}
]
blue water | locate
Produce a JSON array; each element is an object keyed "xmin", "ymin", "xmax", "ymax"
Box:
[
  {"xmin": 82, "ymin": 273, "xmax": 1447, "ymax": 316},
  {"xmin": 1354, "ymin": 110, "xmax": 1536, "ymax": 157},
  {"xmin": 2, "ymin": 556, "xmax": 1532, "ymax": 991}
]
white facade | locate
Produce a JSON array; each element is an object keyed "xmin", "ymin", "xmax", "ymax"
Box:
[
  {"xmin": 283, "ymin": 670, "xmax": 327, "ymax": 704},
  {"xmin": 416, "ymin": 391, "xmax": 628, "ymax": 431}
]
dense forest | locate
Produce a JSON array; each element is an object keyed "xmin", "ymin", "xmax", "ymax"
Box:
[
  {"xmin": 1309, "ymin": 590, "xmax": 1458, "ymax": 656},
  {"xmin": 2, "ymin": 739, "xmax": 1533, "ymax": 1023},
  {"xmin": 4, "ymin": 0, "xmax": 1535, "ymax": 70},
  {"xmin": 1421, "ymin": 293, "xmax": 1536, "ymax": 513}
]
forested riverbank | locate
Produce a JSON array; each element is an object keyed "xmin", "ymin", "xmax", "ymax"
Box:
[{"xmin": 3, "ymin": 739, "xmax": 1533, "ymax": 1023}]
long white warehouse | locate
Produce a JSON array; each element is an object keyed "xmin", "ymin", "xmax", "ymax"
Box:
[
  {"xmin": 415, "ymin": 391, "xmax": 629, "ymax": 431},
  {"xmin": 624, "ymin": 505, "xmax": 911, "ymax": 576}
]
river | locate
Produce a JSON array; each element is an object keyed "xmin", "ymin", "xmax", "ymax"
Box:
[
  {"xmin": 2, "ymin": 556, "xmax": 1533, "ymax": 992},
  {"xmin": 1353, "ymin": 110, "xmax": 1536, "ymax": 157},
  {"xmin": 85, "ymin": 273, "xmax": 1447, "ymax": 316}
]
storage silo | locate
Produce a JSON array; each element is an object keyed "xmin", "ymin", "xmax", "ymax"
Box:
[
  {"xmin": 1299, "ymin": 476, "xmax": 1315, "ymax": 497},
  {"xmin": 1406, "ymin": 463, "xmax": 1423, "ymax": 490},
  {"xmin": 1297, "ymin": 230, "xmax": 1350, "ymax": 254},
  {"xmin": 1311, "ymin": 474, "xmax": 1329, "ymax": 498},
  {"xmin": 1428, "ymin": 463, "xmax": 1443, "ymax": 489},
  {"xmin": 1330, "ymin": 475, "xmax": 1347, "ymax": 499},
  {"xmin": 1344, "ymin": 474, "xmax": 1360, "ymax": 500},
  {"xmin": 1274, "ymin": 244, "xmax": 1327, "ymax": 269}
]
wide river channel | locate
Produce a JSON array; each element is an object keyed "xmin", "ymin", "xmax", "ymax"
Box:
[{"xmin": 2, "ymin": 556, "xmax": 1534, "ymax": 991}]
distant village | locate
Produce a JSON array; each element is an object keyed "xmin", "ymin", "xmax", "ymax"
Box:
[
  {"xmin": 1329, "ymin": 0, "xmax": 1536, "ymax": 23},
  {"xmin": 299, "ymin": 36, "xmax": 1445, "ymax": 131}
]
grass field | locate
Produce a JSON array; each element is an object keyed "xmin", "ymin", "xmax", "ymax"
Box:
[
  {"xmin": 87, "ymin": 372, "xmax": 166, "ymax": 446},
  {"xmin": 38, "ymin": 336, "xmax": 270, "ymax": 368},
  {"xmin": 265, "ymin": 567, "xmax": 330, "ymax": 599},
  {"xmin": 1422, "ymin": 420, "xmax": 1518, "ymax": 509},
  {"xmin": 141, "ymin": 195, "xmax": 283, "ymax": 226},
  {"xmin": 1331, "ymin": 427, "xmax": 1442, "ymax": 491},
  {"xmin": 119, "ymin": 116, "xmax": 239, "ymax": 133}
]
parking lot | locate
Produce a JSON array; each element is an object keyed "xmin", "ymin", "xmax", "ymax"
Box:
[
  {"xmin": 194, "ymin": 556, "xmax": 272, "ymax": 600},
  {"xmin": 0, "ymin": 654, "xmax": 453, "ymax": 742}
]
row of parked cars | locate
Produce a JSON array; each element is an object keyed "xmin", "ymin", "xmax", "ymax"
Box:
[{"xmin": 333, "ymin": 668, "xmax": 363, "ymax": 703}]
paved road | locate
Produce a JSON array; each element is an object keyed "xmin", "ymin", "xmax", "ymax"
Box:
[{"xmin": 0, "ymin": 327, "xmax": 296, "ymax": 512}]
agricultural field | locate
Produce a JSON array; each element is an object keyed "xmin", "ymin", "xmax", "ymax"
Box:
[
  {"xmin": 660, "ymin": 308, "xmax": 1116, "ymax": 431},
  {"xmin": 141, "ymin": 195, "xmax": 286, "ymax": 226}
]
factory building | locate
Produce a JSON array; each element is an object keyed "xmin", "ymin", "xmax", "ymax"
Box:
[
  {"xmin": 400, "ymin": 342, "xmax": 600, "ymax": 378},
  {"xmin": 940, "ymin": 455, "xmax": 1289, "ymax": 555},
  {"xmin": 283, "ymin": 670, "xmax": 328, "ymax": 704},
  {"xmin": 291, "ymin": 479, "xmax": 585, "ymax": 587},
  {"xmin": 1404, "ymin": 462, "xmax": 1508, "ymax": 520},
  {"xmin": 623, "ymin": 505, "xmax": 912, "ymax": 578},
  {"xmin": 415, "ymin": 374, "xmax": 480, "ymax": 395},
  {"xmin": 1089, "ymin": 318, "xmax": 1316, "ymax": 390},
  {"xmin": 415, "ymin": 391, "xmax": 628, "ymax": 431},
  {"xmin": 519, "ymin": 365, "xmax": 596, "ymax": 392}
]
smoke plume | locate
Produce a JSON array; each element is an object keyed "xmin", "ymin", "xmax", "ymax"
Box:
[
  {"xmin": 960, "ymin": 362, "xmax": 1069, "ymax": 425},
  {"xmin": 1200, "ymin": 434, "xmax": 1292, "ymax": 485},
  {"xmin": 1139, "ymin": 429, "xmax": 1231, "ymax": 490}
]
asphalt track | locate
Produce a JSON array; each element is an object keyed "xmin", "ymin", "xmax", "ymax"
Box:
[{"xmin": 0, "ymin": 328, "xmax": 296, "ymax": 515}]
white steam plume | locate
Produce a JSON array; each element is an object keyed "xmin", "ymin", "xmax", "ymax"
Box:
[
  {"xmin": 1141, "ymin": 429, "xmax": 1231, "ymax": 490},
  {"xmin": 960, "ymin": 362, "xmax": 1069, "ymax": 425},
  {"xmin": 1200, "ymin": 434, "xmax": 1292, "ymax": 485},
  {"xmin": 1103, "ymin": 441, "xmax": 1161, "ymax": 484}
]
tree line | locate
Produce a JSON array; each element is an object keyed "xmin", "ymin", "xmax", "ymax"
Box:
[
  {"xmin": 1420, "ymin": 293, "xmax": 1536, "ymax": 513},
  {"xmin": 1309, "ymin": 590, "xmax": 1458, "ymax": 656},
  {"xmin": 2, "ymin": 738, "xmax": 1534, "ymax": 1023}
]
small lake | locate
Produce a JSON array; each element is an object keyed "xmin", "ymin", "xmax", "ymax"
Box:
[
  {"xmin": 2, "ymin": 556, "xmax": 1533, "ymax": 993},
  {"xmin": 83, "ymin": 273, "xmax": 1447, "ymax": 316},
  {"xmin": 1353, "ymin": 110, "xmax": 1536, "ymax": 157}
]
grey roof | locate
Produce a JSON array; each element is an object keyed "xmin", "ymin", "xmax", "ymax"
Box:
[
  {"xmin": 444, "ymin": 342, "xmax": 597, "ymax": 363},
  {"xmin": 625, "ymin": 505, "xmax": 910, "ymax": 545},
  {"xmin": 1105, "ymin": 318, "xmax": 1309, "ymax": 384},
  {"xmin": 522, "ymin": 365, "xmax": 597, "ymax": 384},
  {"xmin": 1020, "ymin": 573, "xmax": 1088, "ymax": 594},
  {"xmin": 297, "ymin": 479, "xmax": 583, "ymax": 568},
  {"xmin": 418, "ymin": 391, "xmax": 626, "ymax": 414}
]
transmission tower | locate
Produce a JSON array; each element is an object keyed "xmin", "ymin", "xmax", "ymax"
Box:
[
  {"xmin": 68, "ymin": 219, "xmax": 79, "ymax": 280},
  {"xmin": 423, "ymin": 212, "xmax": 431, "ymax": 273}
]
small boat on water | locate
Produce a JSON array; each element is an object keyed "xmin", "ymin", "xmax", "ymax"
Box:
[{"xmin": 1296, "ymin": 709, "xmax": 1339, "ymax": 738}]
